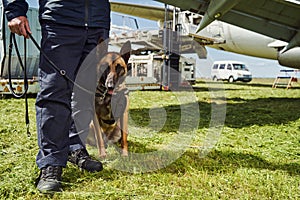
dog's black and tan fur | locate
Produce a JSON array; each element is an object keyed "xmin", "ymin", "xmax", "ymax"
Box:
[{"xmin": 90, "ymin": 41, "xmax": 131, "ymax": 157}]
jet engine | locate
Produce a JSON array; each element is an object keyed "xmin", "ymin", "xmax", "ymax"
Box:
[{"xmin": 278, "ymin": 47, "xmax": 300, "ymax": 69}]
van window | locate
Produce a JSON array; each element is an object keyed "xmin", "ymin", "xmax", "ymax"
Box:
[
  {"xmin": 212, "ymin": 64, "xmax": 218, "ymax": 69},
  {"xmin": 233, "ymin": 63, "xmax": 247, "ymax": 71},
  {"xmin": 227, "ymin": 64, "xmax": 232, "ymax": 70},
  {"xmin": 219, "ymin": 64, "xmax": 225, "ymax": 69}
]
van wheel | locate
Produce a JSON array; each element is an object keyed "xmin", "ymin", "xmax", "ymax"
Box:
[
  {"xmin": 228, "ymin": 76, "xmax": 234, "ymax": 83},
  {"xmin": 212, "ymin": 76, "xmax": 218, "ymax": 81}
]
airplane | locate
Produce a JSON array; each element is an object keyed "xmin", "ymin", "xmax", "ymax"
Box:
[{"xmin": 110, "ymin": 1, "xmax": 300, "ymax": 69}]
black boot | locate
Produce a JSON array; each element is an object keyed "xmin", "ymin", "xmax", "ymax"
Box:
[
  {"xmin": 68, "ymin": 148, "xmax": 103, "ymax": 172},
  {"xmin": 36, "ymin": 166, "xmax": 62, "ymax": 193}
]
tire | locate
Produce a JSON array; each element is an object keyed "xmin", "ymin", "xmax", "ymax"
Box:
[
  {"xmin": 228, "ymin": 76, "xmax": 234, "ymax": 83},
  {"xmin": 212, "ymin": 76, "xmax": 218, "ymax": 81}
]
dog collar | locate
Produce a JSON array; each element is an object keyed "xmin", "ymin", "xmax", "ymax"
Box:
[
  {"xmin": 101, "ymin": 118, "xmax": 116, "ymax": 125},
  {"xmin": 95, "ymin": 84, "xmax": 108, "ymax": 98}
]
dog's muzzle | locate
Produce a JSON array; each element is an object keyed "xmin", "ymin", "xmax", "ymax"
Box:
[{"xmin": 105, "ymin": 73, "xmax": 115, "ymax": 93}]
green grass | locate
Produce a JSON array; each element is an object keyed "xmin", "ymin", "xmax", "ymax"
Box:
[{"xmin": 0, "ymin": 78, "xmax": 299, "ymax": 199}]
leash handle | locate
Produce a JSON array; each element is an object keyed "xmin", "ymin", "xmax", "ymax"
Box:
[
  {"xmin": 8, "ymin": 33, "xmax": 29, "ymax": 98},
  {"xmin": 7, "ymin": 33, "xmax": 31, "ymax": 137}
]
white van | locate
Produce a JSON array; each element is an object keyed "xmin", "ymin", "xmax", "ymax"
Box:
[{"xmin": 211, "ymin": 61, "xmax": 252, "ymax": 82}]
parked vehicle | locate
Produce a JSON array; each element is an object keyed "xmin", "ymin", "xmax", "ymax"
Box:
[
  {"xmin": 211, "ymin": 60, "xmax": 252, "ymax": 82},
  {"xmin": 127, "ymin": 53, "xmax": 196, "ymax": 90}
]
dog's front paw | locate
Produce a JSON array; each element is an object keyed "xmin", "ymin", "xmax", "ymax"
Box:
[
  {"xmin": 121, "ymin": 149, "xmax": 129, "ymax": 157},
  {"xmin": 99, "ymin": 148, "xmax": 107, "ymax": 158}
]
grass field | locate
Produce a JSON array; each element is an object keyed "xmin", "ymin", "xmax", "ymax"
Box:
[{"xmin": 0, "ymin": 78, "xmax": 299, "ymax": 199}]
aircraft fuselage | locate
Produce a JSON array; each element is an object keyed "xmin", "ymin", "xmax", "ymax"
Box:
[
  {"xmin": 208, "ymin": 21, "xmax": 278, "ymax": 60},
  {"xmin": 204, "ymin": 21, "xmax": 300, "ymax": 69}
]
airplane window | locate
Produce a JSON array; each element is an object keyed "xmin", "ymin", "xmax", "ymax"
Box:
[{"xmin": 213, "ymin": 64, "xmax": 218, "ymax": 69}]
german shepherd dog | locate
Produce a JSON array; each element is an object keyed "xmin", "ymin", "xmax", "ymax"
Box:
[{"xmin": 89, "ymin": 41, "xmax": 131, "ymax": 158}]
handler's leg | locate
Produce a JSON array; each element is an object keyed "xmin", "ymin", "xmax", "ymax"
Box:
[
  {"xmin": 68, "ymin": 27, "xmax": 109, "ymax": 172},
  {"xmin": 35, "ymin": 21, "xmax": 86, "ymax": 193}
]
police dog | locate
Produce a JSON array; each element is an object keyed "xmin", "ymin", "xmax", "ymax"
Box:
[{"xmin": 90, "ymin": 41, "xmax": 131, "ymax": 158}]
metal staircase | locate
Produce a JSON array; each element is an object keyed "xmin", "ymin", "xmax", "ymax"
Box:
[{"xmin": 272, "ymin": 69, "xmax": 299, "ymax": 89}]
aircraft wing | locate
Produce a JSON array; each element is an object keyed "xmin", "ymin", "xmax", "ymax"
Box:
[
  {"xmin": 155, "ymin": 0, "xmax": 300, "ymax": 50},
  {"xmin": 110, "ymin": 1, "xmax": 172, "ymax": 21},
  {"xmin": 110, "ymin": 1, "xmax": 222, "ymax": 49}
]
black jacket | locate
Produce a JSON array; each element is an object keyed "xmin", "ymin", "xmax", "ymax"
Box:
[{"xmin": 2, "ymin": 0, "xmax": 110, "ymax": 29}]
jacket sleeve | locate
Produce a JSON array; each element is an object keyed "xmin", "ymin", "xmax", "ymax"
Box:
[{"xmin": 2, "ymin": 0, "xmax": 29, "ymax": 21}]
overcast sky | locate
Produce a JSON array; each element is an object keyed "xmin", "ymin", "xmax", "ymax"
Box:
[{"xmin": 26, "ymin": 0, "xmax": 287, "ymax": 78}]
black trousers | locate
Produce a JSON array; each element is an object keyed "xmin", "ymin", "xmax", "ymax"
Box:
[{"xmin": 36, "ymin": 20, "xmax": 109, "ymax": 169}]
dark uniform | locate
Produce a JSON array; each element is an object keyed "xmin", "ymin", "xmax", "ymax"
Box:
[{"xmin": 2, "ymin": 0, "xmax": 111, "ymax": 192}]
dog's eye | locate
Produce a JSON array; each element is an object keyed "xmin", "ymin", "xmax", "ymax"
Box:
[
  {"xmin": 99, "ymin": 65, "xmax": 110, "ymax": 83},
  {"xmin": 116, "ymin": 64, "xmax": 125, "ymax": 75},
  {"xmin": 104, "ymin": 67, "xmax": 110, "ymax": 75}
]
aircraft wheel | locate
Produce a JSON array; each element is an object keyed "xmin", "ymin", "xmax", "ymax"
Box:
[{"xmin": 212, "ymin": 76, "xmax": 218, "ymax": 81}]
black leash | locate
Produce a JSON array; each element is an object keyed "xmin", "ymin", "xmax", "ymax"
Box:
[
  {"xmin": 7, "ymin": 31, "xmax": 87, "ymax": 137},
  {"xmin": 8, "ymin": 33, "xmax": 31, "ymax": 136},
  {"xmin": 27, "ymin": 31, "xmax": 94, "ymax": 95},
  {"xmin": 7, "ymin": 31, "xmax": 101, "ymax": 137}
]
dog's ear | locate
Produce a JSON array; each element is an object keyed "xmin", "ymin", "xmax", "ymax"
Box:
[
  {"xmin": 98, "ymin": 38, "xmax": 104, "ymax": 45},
  {"xmin": 120, "ymin": 41, "xmax": 131, "ymax": 64},
  {"xmin": 97, "ymin": 38, "xmax": 108, "ymax": 59}
]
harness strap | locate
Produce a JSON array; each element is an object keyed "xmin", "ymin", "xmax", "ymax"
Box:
[
  {"xmin": 95, "ymin": 83, "xmax": 129, "ymax": 124},
  {"xmin": 95, "ymin": 84, "xmax": 108, "ymax": 98},
  {"xmin": 111, "ymin": 86, "xmax": 129, "ymax": 121}
]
